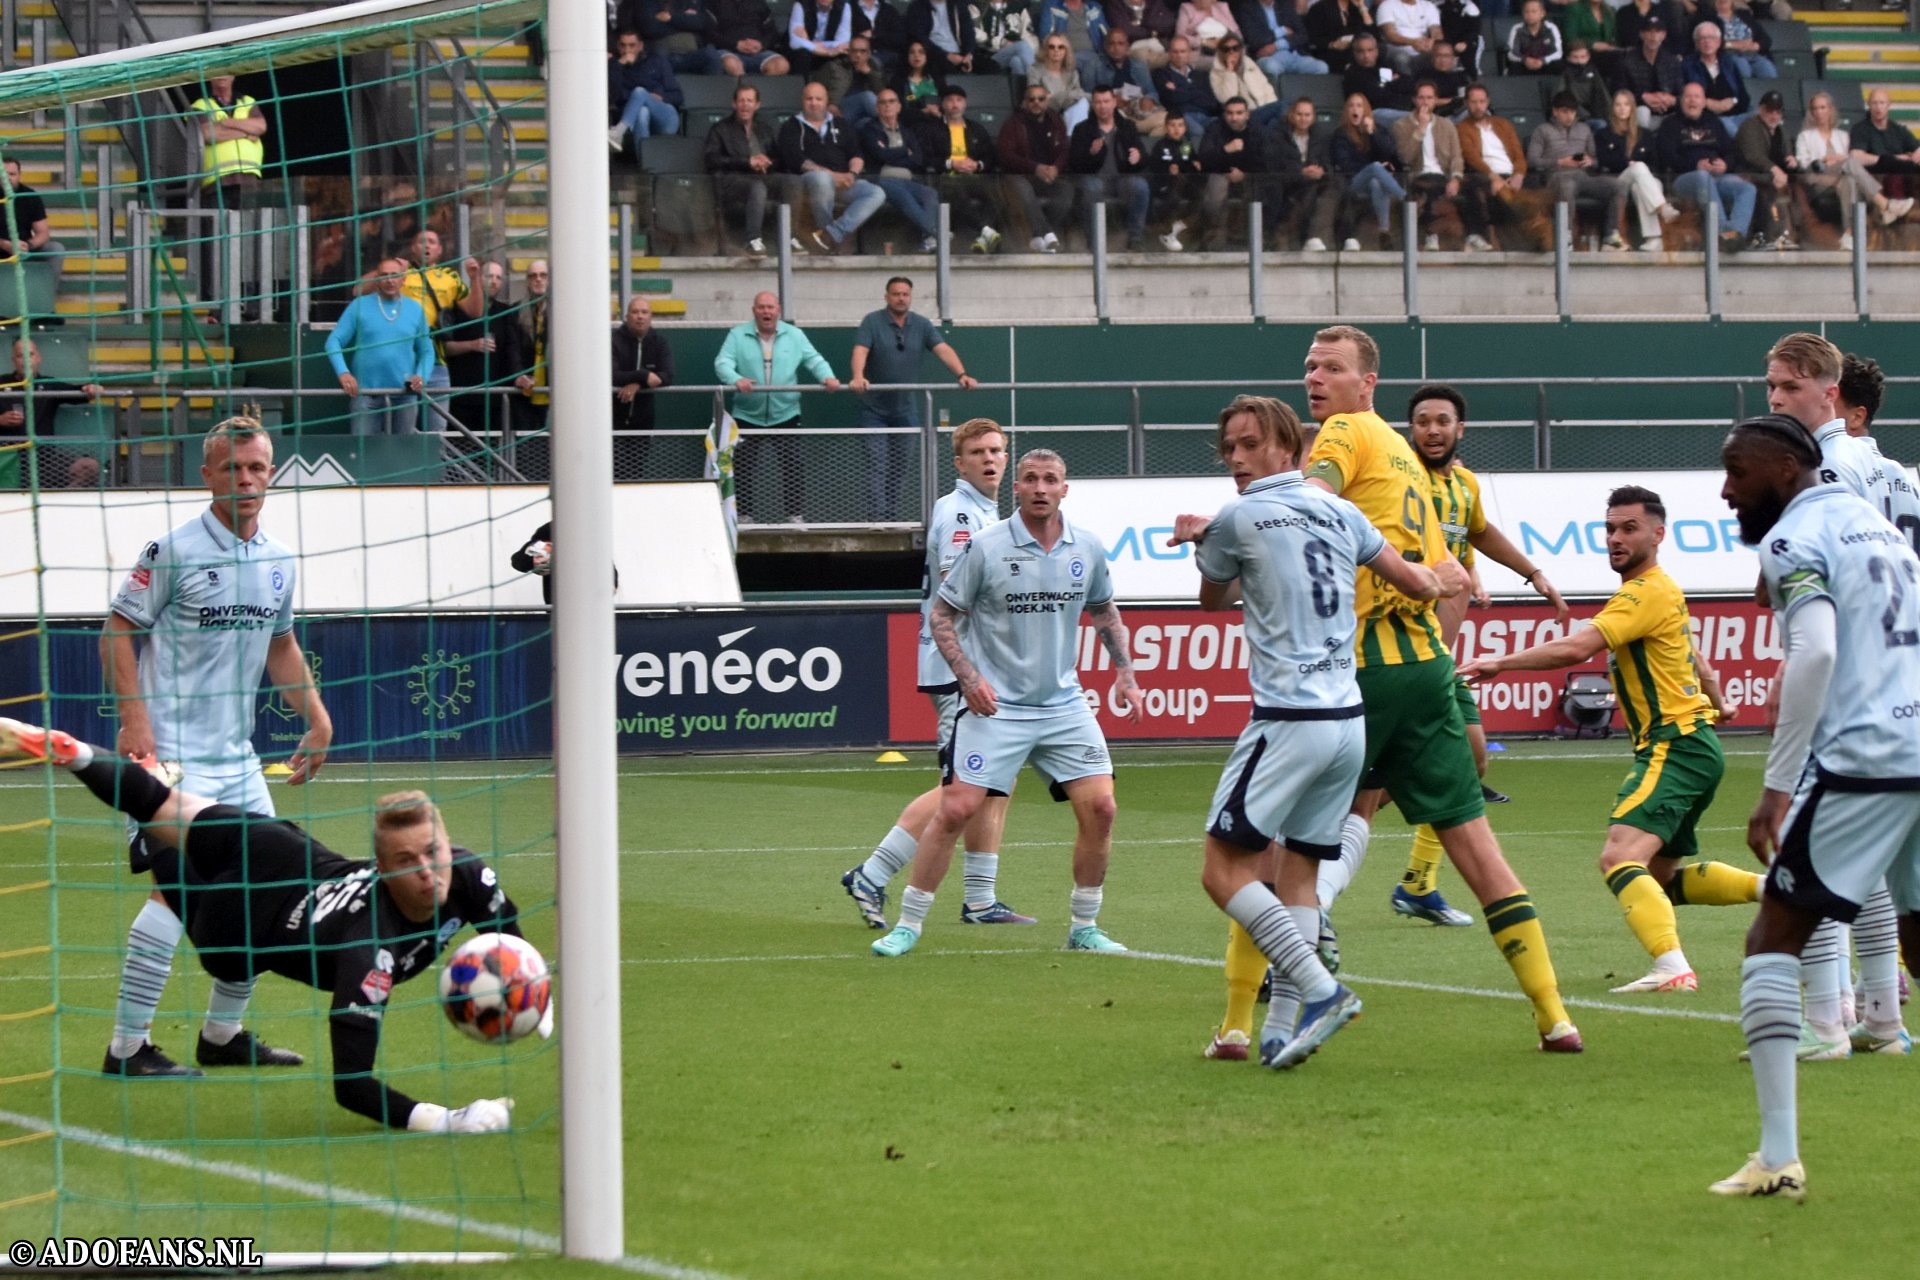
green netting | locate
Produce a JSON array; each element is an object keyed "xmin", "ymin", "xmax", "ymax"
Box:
[{"xmin": 0, "ymin": 0, "xmax": 565, "ymax": 1256}]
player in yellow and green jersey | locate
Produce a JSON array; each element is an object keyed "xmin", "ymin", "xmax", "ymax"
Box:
[
  {"xmin": 1212, "ymin": 325, "xmax": 1580, "ymax": 1056},
  {"xmin": 1461, "ymin": 485, "xmax": 1761, "ymax": 993},
  {"xmin": 1394, "ymin": 385, "xmax": 1571, "ymax": 928}
]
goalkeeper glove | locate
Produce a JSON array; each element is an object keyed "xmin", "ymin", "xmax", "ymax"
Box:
[
  {"xmin": 537, "ymin": 1000, "xmax": 554, "ymax": 1040},
  {"xmin": 528, "ymin": 540, "xmax": 553, "ymax": 575},
  {"xmin": 407, "ymin": 1097, "xmax": 515, "ymax": 1133}
]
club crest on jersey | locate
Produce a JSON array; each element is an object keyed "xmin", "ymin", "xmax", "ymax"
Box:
[
  {"xmin": 271, "ymin": 566, "xmax": 286, "ymax": 592},
  {"xmin": 1069, "ymin": 559, "xmax": 1085, "ymax": 580},
  {"xmin": 964, "ymin": 751, "xmax": 986, "ymax": 773},
  {"xmin": 360, "ymin": 948, "xmax": 396, "ymax": 1003}
]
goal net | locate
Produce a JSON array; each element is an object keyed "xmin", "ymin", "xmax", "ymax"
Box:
[{"xmin": 0, "ymin": 0, "xmax": 603, "ymax": 1260}]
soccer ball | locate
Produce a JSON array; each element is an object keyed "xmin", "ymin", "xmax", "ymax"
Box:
[{"xmin": 439, "ymin": 933, "xmax": 551, "ymax": 1044}]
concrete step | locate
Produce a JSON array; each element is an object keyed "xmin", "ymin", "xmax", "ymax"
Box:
[
  {"xmin": 1808, "ymin": 12, "xmax": 1912, "ymax": 29},
  {"xmin": 1827, "ymin": 44, "xmax": 1920, "ymax": 65},
  {"xmin": 55, "ymin": 296, "xmax": 126, "ymax": 315},
  {"xmin": 502, "ymin": 254, "xmax": 663, "ymax": 271},
  {"xmin": 429, "ymin": 81, "xmax": 545, "ymax": 103}
]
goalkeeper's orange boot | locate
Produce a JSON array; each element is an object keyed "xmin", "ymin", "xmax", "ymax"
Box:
[{"xmin": 0, "ymin": 717, "xmax": 81, "ymax": 766}]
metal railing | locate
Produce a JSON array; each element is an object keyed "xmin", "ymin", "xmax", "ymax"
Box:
[
  {"xmin": 52, "ymin": 375, "xmax": 1920, "ymax": 530},
  {"xmin": 415, "ymin": 35, "xmax": 517, "ymax": 192}
]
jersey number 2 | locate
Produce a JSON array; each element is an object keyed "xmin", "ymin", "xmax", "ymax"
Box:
[{"xmin": 1869, "ymin": 553, "xmax": 1920, "ymax": 649}]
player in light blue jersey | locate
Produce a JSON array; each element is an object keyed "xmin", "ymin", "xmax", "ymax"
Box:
[
  {"xmin": 1764, "ymin": 333, "xmax": 1914, "ymax": 1057},
  {"xmin": 1169, "ymin": 396, "xmax": 1442, "ymax": 1068},
  {"xmin": 872, "ymin": 448, "xmax": 1145, "ymax": 956},
  {"xmin": 1836, "ymin": 353, "xmax": 1920, "ymax": 1047},
  {"xmin": 1714, "ymin": 415, "xmax": 1920, "ymax": 1201},
  {"xmin": 98, "ymin": 418, "xmax": 330, "ymax": 1078},
  {"xmin": 842, "ymin": 419, "xmax": 1037, "ymax": 928}
]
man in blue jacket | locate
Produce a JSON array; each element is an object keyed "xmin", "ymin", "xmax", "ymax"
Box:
[
  {"xmin": 713, "ymin": 293, "xmax": 844, "ymax": 523},
  {"xmin": 607, "ymin": 29, "xmax": 684, "ymax": 152},
  {"xmin": 326, "ymin": 258, "xmax": 434, "ymax": 435}
]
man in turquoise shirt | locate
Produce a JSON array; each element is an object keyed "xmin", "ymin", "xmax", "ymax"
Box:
[
  {"xmin": 325, "ymin": 258, "xmax": 434, "ymax": 436},
  {"xmin": 713, "ymin": 291, "xmax": 843, "ymax": 523}
]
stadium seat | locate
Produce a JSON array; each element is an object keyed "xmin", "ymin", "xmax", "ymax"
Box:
[
  {"xmin": 1483, "ymin": 75, "xmax": 1549, "ymax": 118},
  {"xmin": 1760, "ymin": 20, "xmax": 1827, "ymax": 78},
  {"xmin": 1278, "ymin": 72, "xmax": 1345, "ymax": 121},
  {"xmin": 686, "ymin": 107, "xmax": 732, "ymax": 141},
  {"xmin": 971, "ymin": 107, "xmax": 1005, "ymax": 133},
  {"xmin": 680, "ymin": 75, "xmax": 742, "ymax": 111},
  {"xmin": 745, "ymin": 74, "xmax": 802, "ymax": 113},
  {"xmin": 637, "ymin": 135, "xmax": 708, "ymax": 175},
  {"xmin": 949, "ymin": 74, "xmax": 1013, "ymax": 111},
  {"xmin": 1483, "ymin": 17, "xmax": 1515, "ymax": 73}
]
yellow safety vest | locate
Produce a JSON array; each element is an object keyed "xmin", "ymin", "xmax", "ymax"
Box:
[{"xmin": 194, "ymin": 94, "xmax": 264, "ymax": 185}]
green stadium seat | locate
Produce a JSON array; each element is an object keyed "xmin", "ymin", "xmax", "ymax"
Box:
[{"xmin": 680, "ymin": 75, "xmax": 742, "ymax": 111}]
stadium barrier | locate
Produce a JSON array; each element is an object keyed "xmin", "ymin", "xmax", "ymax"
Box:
[{"xmin": 1, "ymin": 597, "xmax": 1783, "ymax": 762}]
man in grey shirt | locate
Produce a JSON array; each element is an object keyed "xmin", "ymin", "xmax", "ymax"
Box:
[
  {"xmin": 848, "ymin": 277, "xmax": 977, "ymax": 521},
  {"xmin": 1527, "ymin": 91, "xmax": 1622, "ymax": 235}
]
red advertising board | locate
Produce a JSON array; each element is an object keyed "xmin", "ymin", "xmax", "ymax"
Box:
[{"xmin": 886, "ymin": 600, "xmax": 1781, "ymax": 742}]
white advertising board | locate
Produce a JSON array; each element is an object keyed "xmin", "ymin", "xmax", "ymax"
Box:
[
  {"xmin": 4, "ymin": 482, "xmax": 740, "ymax": 616},
  {"xmin": 1066, "ymin": 469, "xmax": 1900, "ymax": 601}
]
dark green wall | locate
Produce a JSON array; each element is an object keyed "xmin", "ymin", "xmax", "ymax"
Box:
[{"xmin": 241, "ymin": 319, "xmax": 1920, "ymax": 476}]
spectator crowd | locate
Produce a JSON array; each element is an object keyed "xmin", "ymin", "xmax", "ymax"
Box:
[{"xmin": 597, "ymin": 0, "xmax": 1918, "ymax": 253}]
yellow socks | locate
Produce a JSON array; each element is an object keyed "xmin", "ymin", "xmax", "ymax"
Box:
[
  {"xmin": 1605, "ymin": 862, "xmax": 1683, "ymax": 960},
  {"xmin": 1221, "ymin": 919, "xmax": 1266, "ymax": 1038},
  {"xmin": 1485, "ymin": 893, "xmax": 1570, "ymax": 1034},
  {"xmin": 1665, "ymin": 861, "xmax": 1762, "ymax": 906},
  {"xmin": 1401, "ymin": 825, "xmax": 1443, "ymax": 897}
]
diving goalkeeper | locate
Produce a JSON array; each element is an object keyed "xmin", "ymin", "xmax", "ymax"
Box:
[{"xmin": 2, "ymin": 717, "xmax": 541, "ymax": 1133}]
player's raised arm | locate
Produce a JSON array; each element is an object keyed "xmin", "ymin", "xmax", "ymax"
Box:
[
  {"xmin": 1362, "ymin": 543, "xmax": 1443, "ymax": 603},
  {"xmin": 322, "ymin": 952, "xmax": 512, "ymax": 1133},
  {"xmin": 1458, "ymin": 621, "xmax": 1606, "ymax": 684},
  {"xmin": 1468, "ymin": 521, "xmax": 1569, "ymax": 621}
]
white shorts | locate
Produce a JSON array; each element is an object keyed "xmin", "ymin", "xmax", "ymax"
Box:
[
  {"xmin": 944, "ymin": 704, "xmax": 1110, "ymax": 797},
  {"xmin": 1768, "ymin": 767, "xmax": 1920, "ymax": 920},
  {"xmin": 1206, "ymin": 712, "xmax": 1365, "ymax": 857}
]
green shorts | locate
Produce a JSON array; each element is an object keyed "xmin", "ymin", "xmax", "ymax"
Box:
[
  {"xmin": 1358, "ymin": 656, "xmax": 1486, "ymax": 830},
  {"xmin": 1610, "ymin": 727, "xmax": 1724, "ymax": 861},
  {"xmin": 1455, "ymin": 673, "xmax": 1480, "ymax": 727}
]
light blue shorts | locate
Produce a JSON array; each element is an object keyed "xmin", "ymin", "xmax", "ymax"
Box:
[
  {"xmin": 1205, "ymin": 712, "xmax": 1365, "ymax": 858},
  {"xmin": 944, "ymin": 704, "xmax": 1110, "ymax": 797},
  {"xmin": 128, "ymin": 760, "xmax": 273, "ymax": 848},
  {"xmin": 931, "ymin": 690, "xmax": 961, "ymax": 757}
]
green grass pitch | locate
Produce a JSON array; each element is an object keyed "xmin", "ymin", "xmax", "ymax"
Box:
[{"xmin": 0, "ymin": 738, "xmax": 1906, "ymax": 1279}]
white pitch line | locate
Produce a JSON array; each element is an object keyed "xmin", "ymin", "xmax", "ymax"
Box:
[
  {"xmin": 0, "ymin": 744, "xmax": 1776, "ymax": 791},
  {"xmin": 2, "ymin": 946, "xmax": 1744, "ymax": 1025},
  {"xmin": 0, "ymin": 1108, "xmax": 739, "ymax": 1280},
  {"xmin": 7, "ymin": 821, "xmax": 1770, "ymax": 872},
  {"xmin": 618, "ymin": 945, "xmax": 1744, "ymax": 1025}
]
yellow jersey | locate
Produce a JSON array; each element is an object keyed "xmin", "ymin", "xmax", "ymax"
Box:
[
  {"xmin": 1306, "ymin": 409, "xmax": 1450, "ymax": 667},
  {"xmin": 1586, "ymin": 563, "xmax": 1716, "ymax": 752},
  {"xmin": 402, "ymin": 264, "xmax": 469, "ymax": 364},
  {"xmin": 1426, "ymin": 461, "xmax": 1484, "ymax": 569}
]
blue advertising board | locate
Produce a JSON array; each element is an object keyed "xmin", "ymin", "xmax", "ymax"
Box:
[{"xmin": 6, "ymin": 609, "xmax": 893, "ymax": 761}]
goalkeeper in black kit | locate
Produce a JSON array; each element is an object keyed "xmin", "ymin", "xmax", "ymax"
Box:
[{"xmin": 1, "ymin": 716, "xmax": 543, "ymax": 1133}]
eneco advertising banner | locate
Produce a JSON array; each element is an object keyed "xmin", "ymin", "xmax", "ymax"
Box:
[
  {"xmin": 1066, "ymin": 471, "xmax": 1772, "ymax": 602},
  {"xmin": 614, "ymin": 612, "xmax": 891, "ymax": 750}
]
